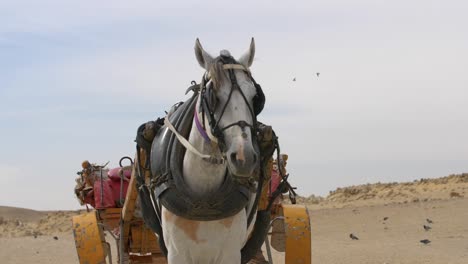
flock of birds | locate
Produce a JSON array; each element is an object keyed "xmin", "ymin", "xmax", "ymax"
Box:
[
  {"xmin": 32, "ymin": 234, "xmax": 59, "ymax": 240},
  {"xmin": 291, "ymin": 72, "xmax": 320, "ymax": 82},
  {"xmin": 349, "ymin": 218, "xmax": 434, "ymax": 245}
]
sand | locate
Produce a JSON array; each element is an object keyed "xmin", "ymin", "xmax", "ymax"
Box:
[
  {"xmin": 1, "ymin": 173, "xmax": 468, "ymax": 263},
  {"xmin": 309, "ymin": 198, "xmax": 468, "ymax": 264}
]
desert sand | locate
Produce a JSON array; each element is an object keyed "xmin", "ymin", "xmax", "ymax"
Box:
[{"xmin": 1, "ymin": 173, "xmax": 468, "ymax": 263}]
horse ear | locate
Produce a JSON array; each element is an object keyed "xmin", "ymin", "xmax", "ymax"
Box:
[
  {"xmin": 195, "ymin": 38, "xmax": 214, "ymax": 70},
  {"xmin": 239, "ymin": 37, "xmax": 255, "ymax": 68}
]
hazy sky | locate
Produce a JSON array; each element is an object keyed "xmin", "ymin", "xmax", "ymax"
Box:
[{"xmin": 1, "ymin": 0, "xmax": 467, "ymax": 210}]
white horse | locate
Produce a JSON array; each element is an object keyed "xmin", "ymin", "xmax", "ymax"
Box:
[{"xmin": 153, "ymin": 38, "xmax": 264, "ymax": 264}]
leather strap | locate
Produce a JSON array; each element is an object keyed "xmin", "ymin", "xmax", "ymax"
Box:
[
  {"xmin": 164, "ymin": 115, "xmax": 224, "ymax": 164},
  {"xmin": 223, "ymin": 64, "xmax": 249, "ymax": 72}
]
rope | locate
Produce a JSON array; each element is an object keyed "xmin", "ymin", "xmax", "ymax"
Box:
[{"xmin": 164, "ymin": 115, "xmax": 225, "ymax": 164}]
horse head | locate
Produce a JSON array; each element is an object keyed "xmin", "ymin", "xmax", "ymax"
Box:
[{"xmin": 194, "ymin": 38, "xmax": 264, "ymax": 177}]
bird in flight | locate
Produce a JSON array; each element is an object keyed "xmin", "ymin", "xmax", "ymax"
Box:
[
  {"xmin": 316, "ymin": 72, "xmax": 320, "ymax": 77},
  {"xmin": 292, "ymin": 77, "xmax": 296, "ymax": 82}
]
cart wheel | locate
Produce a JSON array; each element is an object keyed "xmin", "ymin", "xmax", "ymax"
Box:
[
  {"xmin": 72, "ymin": 211, "xmax": 107, "ymax": 264},
  {"xmin": 282, "ymin": 204, "xmax": 311, "ymax": 264}
]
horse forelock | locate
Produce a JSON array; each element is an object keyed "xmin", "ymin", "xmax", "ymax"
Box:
[
  {"xmin": 208, "ymin": 55, "xmax": 250, "ymax": 91},
  {"xmin": 208, "ymin": 56, "xmax": 229, "ymax": 90}
]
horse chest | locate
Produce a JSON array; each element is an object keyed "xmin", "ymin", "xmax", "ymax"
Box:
[
  {"xmin": 182, "ymin": 154, "xmax": 226, "ymax": 193},
  {"xmin": 162, "ymin": 207, "xmax": 247, "ymax": 263}
]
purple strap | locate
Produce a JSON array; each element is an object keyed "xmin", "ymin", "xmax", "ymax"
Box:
[{"xmin": 194, "ymin": 107, "xmax": 211, "ymax": 143}]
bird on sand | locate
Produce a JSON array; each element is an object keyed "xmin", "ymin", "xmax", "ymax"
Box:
[
  {"xmin": 426, "ymin": 218, "xmax": 433, "ymax": 224},
  {"xmin": 383, "ymin": 217, "xmax": 389, "ymax": 221},
  {"xmin": 53, "ymin": 236, "xmax": 58, "ymax": 240},
  {"xmin": 349, "ymin": 233, "xmax": 359, "ymax": 240},
  {"xmin": 420, "ymin": 239, "xmax": 431, "ymax": 245},
  {"xmin": 423, "ymin": 225, "xmax": 432, "ymax": 231}
]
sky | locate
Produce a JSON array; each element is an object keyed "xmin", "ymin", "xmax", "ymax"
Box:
[{"xmin": 1, "ymin": 0, "xmax": 467, "ymax": 210}]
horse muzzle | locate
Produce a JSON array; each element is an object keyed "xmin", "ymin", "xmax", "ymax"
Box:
[{"xmin": 226, "ymin": 140, "xmax": 259, "ymax": 177}]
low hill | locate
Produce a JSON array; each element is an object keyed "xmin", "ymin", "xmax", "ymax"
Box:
[
  {"xmin": 0, "ymin": 206, "xmax": 45, "ymax": 222},
  {"xmin": 0, "ymin": 206, "xmax": 82, "ymax": 238},
  {"xmin": 299, "ymin": 173, "xmax": 468, "ymax": 208}
]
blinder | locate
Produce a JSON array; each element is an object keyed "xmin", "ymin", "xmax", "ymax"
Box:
[
  {"xmin": 205, "ymin": 80, "xmax": 218, "ymax": 112},
  {"xmin": 252, "ymin": 80, "xmax": 265, "ymax": 116}
]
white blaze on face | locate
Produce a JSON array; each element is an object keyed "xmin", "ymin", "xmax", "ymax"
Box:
[{"xmin": 236, "ymin": 140, "xmax": 246, "ymax": 163}]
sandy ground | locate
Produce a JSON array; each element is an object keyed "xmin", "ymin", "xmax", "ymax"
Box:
[
  {"xmin": 309, "ymin": 198, "xmax": 468, "ymax": 264},
  {"xmin": 1, "ymin": 198, "xmax": 467, "ymax": 263},
  {"xmin": 1, "ymin": 174, "xmax": 468, "ymax": 263},
  {"xmin": 0, "ymin": 234, "xmax": 79, "ymax": 263}
]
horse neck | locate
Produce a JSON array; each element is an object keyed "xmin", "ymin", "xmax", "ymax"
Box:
[{"xmin": 182, "ymin": 107, "xmax": 226, "ymax": 195}]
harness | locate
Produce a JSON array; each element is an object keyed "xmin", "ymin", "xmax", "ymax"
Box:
[
  {"xmin": 150, "ymin": 94, "xmax": 253, "ymax": 221},
  {"xmin": 134, "ymin": 54, "xmax": 294, "ymax": 263}
]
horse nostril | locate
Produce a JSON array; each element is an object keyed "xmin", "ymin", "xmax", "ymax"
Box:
[{"xmin": 230, "ymin": 152, "xmax": 237, "ymax": 163}]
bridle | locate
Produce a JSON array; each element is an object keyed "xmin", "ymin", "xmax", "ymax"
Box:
[
  {"xmin": 198, "ymin": 54, "xmax": 263, "ymax": 153},
  {"xmin": 165, "ymin": 53, "xmax": 265, "ymax": 165}
]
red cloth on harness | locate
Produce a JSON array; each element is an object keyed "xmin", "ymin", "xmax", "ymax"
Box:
[
  {"xmin": 93, "ymin": 180, "xmax": 115, "ymax": 209},
  {"xmin": 93, "ymin": 178, "xmax": 130, "ymax": 209},
  {"xmin": 109, "ymin": 177, "xmax": 130, "ymax": 205},
  {"xmin": 107, "ymin": 167, "xmax": 132, "ymax": 180},
  {"xmin": 88, "ymin": 167, "xmax": 133, "ymax": 209},
  {"xmin": 270, "ymin": 169, "xmax": 281, "ymax": 197}
]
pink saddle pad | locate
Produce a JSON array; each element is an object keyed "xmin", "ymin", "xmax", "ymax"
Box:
[
  {"xmin": 107, "ymin": 167, "xmax": 132, "ymax": 181},
  {"xmin": 270, "ymin": 169, "xmax": 281, "ymax": 196},
  {"xmin": 94, "ymin": 180, "xmax": 115, "ymax": 209}
]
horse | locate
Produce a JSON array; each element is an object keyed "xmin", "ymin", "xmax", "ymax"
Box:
[{"xmin": 140, "ymin": 38, "xmax": 271, "ymax": 264}]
